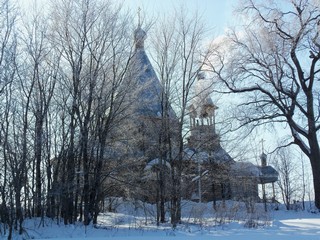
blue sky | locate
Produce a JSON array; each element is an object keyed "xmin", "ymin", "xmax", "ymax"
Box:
[
  {"xmin": 122, "ymin": 0, "xmax": 236, "ymax": 35},
  {"xmin": 18, "ymin": 0, "xmax": 236, "ymax": 35}
]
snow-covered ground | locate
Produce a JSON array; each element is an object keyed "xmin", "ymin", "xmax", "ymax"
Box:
[{"xmin": 8, "ymin": 200, "xmax": 320, "ymax": 240}]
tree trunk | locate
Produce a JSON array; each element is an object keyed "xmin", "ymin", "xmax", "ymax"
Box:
[
  {"xmin": 65, "ymin": 115, "xmax": 75, "ymax": 224},
  {"xmin": 82, "ymin": 129, "xmax": 91, "ymax": 225},
  {"xmin": 35, "ymin": 116, "xmax": 44, "ymax": 217},
  {"xmin": 309, "ymin": 147, "xmax": 320, "ymax": 209}
]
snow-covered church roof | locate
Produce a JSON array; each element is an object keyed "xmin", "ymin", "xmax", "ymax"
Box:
[
  {"xmin": 230, "ymin": 162, "xmax": 278, "ymax": 183},
  {"xmin": 183, "ymin": 146, "xmax": 234, "ymax": 164},
  {"xmin": 129, "ymin": 25, "xmax": 175, "ymax": 118},
  {"xmin": 183, "ymin": 147, "xmax": 278, "ymax": 183}
]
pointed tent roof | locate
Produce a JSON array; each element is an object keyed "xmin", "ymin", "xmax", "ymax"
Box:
[{"xmin": 130, "ymin": 26, "xmax": 175, "ymax": 118}]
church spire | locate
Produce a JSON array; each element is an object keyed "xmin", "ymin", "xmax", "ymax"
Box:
[{"xmin": 134, "ymin": 7, "xmax": 146, "ymax": 49}]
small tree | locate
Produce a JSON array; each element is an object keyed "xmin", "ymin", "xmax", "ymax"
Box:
[{"xmin": 272, "ymin": 147, "xmax": 299, "ymax": 210}]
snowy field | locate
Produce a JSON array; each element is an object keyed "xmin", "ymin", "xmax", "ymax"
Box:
[{"xmin": 8, "ymin": 200, "xmax": 320, "ymax": 240}]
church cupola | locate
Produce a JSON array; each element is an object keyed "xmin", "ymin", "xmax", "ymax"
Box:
[
  {"xmin": 187, "ymin": 72, "xmax": 219, "ymax": 151},
  {"xmin": 134, "ymin": 8, "xmax": 146, "ymax": 50},
  {"xmin": 134, "ymin": 26, "xmax": 146, "ymax": 49},
  {"xmin": 189, "ymin": 72, "xmax": 218, "ymax": 129},
  {"xmin": 260, "ymin": 152, "xmax": 267, "ymax": 167}
]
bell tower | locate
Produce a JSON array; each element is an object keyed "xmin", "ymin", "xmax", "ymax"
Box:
[{"xmin": 187, "ymin": 72, "xmax": 219, "ymax": 152}]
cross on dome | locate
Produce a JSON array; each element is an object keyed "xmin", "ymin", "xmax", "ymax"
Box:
[
  {"xmin": 134, "ymin": 7, "xmax": 146, "ymax": 49},
  {"xmin": 138, "ymin": 7, "xmax": 141, "ymax": 27}
]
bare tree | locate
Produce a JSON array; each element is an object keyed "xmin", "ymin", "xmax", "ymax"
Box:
[
  {"xmin": 50, "ymin": 0, "xmax": 135, "ymax": 225},
  {"xmin": 272, "ymin": 147, "xmax": 298, "ymax": 210},
  {"xmin": 151, "ymin": 8, "xmax": 211, "ymax": 227},
  {"xmin": 209, "ymin": 0, "xmax": 320, "ymax": 209},
  {"xmin": 0, "ymin": 0, "xmax": 20, "ymax": 237},
  {"xmin": 20, "ymin": 6, "xmax": 58, "ymax": 218}
]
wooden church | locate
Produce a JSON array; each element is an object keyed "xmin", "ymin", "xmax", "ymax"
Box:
[
  {"xmin": 120, "ymin": 23, "xmax": 278, "ymax": 204},
  {"xmin": 184, "ymin": 73, "xmax": 278, "ymax": 202}
]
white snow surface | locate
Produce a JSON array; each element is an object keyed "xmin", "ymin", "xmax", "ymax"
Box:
[{"xmin": 9, "ymin": 200, "xmax": 320, "ymax": 240}]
